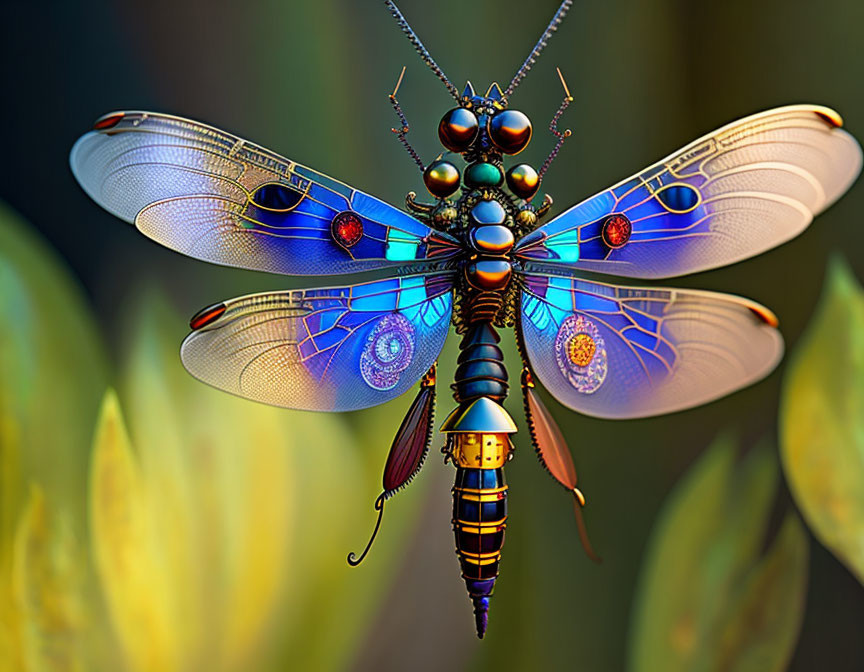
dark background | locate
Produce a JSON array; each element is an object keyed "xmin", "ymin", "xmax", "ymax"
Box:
[{"xmin": 1, "ymin": 0, "xmax": 862, "ymax": 669}]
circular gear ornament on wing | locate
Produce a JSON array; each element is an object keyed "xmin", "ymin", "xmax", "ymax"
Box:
[
  {"xmin": 360, "ymin": 314, "xmax": 416, "ymax": 390},
  {"xmin": 554, "ymin": 315, "xmax": 608, "ymax": 394}
]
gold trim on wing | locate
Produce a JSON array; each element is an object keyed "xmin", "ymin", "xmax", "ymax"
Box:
[{"xmin": 652, "ymin": 181, "xmax": 703, "ymax": 214}]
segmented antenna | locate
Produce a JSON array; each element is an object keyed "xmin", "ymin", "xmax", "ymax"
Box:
[
  {"xmin": 505, "ymin": 0, "xmax": 573, "ymax": 97},
  {"xmin": 538, "ymin": 68, "xmax": 574, "ymax": 179},
  {"xmin": 384, "ymin": 0, "xmax": 460, "ymax": 101},
  {"xmin": 389, "ymin": 66, "xmax": 425, "ymax": 171}
]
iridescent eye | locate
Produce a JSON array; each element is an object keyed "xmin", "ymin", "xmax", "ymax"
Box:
[
  {"xmin": 488, "ymin": 110, "xmax": 532, "ymax": 155},
  {"xmin": 438, "ymin": 108, "xmax": 479, "ymax": 152}
]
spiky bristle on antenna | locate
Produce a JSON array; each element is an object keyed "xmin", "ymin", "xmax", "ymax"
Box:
[
  {"xmin": 505, "ymin": 0, "xmax": 574, "ymax": 97},
  {"xmin": 384, "ymin": 0, "xmax": 460, "ymax": 100}
]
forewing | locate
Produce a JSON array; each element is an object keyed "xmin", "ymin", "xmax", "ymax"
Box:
[
  {"xmin": 181, "ymin": 274, "xmax": 454, "ymax": 411},
  {"xmin": 516, "ymin": 105, "xmax": 862, "ymax": 279},
  {"xmin": 519, "ymin": 273, "xmax": 783, "ymax": 419},
  {"xmin": 70, "ymin": 111, "xmax": 459, "ymax": 275}
]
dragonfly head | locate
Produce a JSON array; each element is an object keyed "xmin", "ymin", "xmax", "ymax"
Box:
[
  {"xmin": 425, "ymin": 82, "xmax": 537, "ymax": 201},
  {"xmin": 437, "ymin": 81, "xmax": 533, "ymax": 158}
]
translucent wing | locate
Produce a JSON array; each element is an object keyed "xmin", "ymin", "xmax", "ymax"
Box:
[
  {"xmin": 518, "ymin": 272, "xmax": 783, "ymax": 419},
  {"xmin": 515, "ymin": 105, "xmax": 862, "ymax": 279},
  {"xmin": 180, "ymin": 273, "xmax": 454, "ymax": 412},
  {"xmin": 70, "ymin": 111, "xmax": 459, "ymax": 275}
]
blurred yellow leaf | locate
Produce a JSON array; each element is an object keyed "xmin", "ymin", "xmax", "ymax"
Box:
[
  {"xmin": 629, "ymin": 438, "xmax": 808, "ymax": 672},
  {"xmin": 0, "ymin": 202, "xmax": 107, "ymax": 517},
  {"xmin": 90, "ymin": 390, "xmax": 181, "ymax": 672},
  {"xmin": 11, "ymin": 485, "xmax": 86, "ymax": 672},
  {"xmin": 0, "ymin": 410, "xmax": 23, "ymax": 670},
  {"xmin": 115, "ymin": 287, "xmax": 431, "ymax": 671},
  {"xmin": 0, "ymin": 201, "xmax": 107, "ymax": 670},
  {"xmin": 713, "ymin": 514, "xmax": 808, "ymax": 672},
  {"xmin": 780, "ymin": 257, "xmax": 864, "ymax": 584},
  {"xmin": 117, "ymin": 290, "xmax": 300, "ymax": 671}
]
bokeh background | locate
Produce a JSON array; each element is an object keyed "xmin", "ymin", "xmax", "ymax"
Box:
[{"xmin": 1, "ymin": 0, "xmax": 863, "ymax": 670}]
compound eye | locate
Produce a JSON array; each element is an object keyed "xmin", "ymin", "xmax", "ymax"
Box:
[
  {"xmin": 488, "ymin": 109, "xmax": 532, "ymax": 155},
  {"xmin": 438, "ymin": 108, "xmax": 479, "ymax": 152}
]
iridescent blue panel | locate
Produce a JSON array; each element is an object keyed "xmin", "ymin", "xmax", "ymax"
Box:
[
  {"xmin": 180, "ymin": 273, "xmax": 455, "ymax": 412},
  {"xmin": 515, "ymin": 168, "xmax": 709, "ymax": 278},
  {"xmin": 70, "ymin": 111, "xmax": 460, "ymax": 276},
  {"xmin": 514, "ymin": 106, "xmax": 863, "ymax": 279},
  {"xmin": 519, "ymin": 271, "xmax": 783, "ymax": 419}
]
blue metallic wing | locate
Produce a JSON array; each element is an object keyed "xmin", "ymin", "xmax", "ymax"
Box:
[
  {"xmin": 70, "ymin": 111, "xmax": 459, "ymax": 275},
  {"xmin": 180, "ymin": 273, "xmax": 454, "ymax": 412},
  {"xmin": 515, "ymin": 105, "xmax": 861, "ymax": 279},
  {"xmin": 518, "ymin": 272, "xmax": 783, "ymax": 419}
]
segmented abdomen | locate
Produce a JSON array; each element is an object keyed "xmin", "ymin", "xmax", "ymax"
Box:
[{"xmin": 453, "ymin": 467, "xmax": 507, "ymax": 581}]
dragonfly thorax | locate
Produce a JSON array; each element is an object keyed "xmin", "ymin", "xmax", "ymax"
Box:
[{"xmin": 463, "ymin": 196, "xmax": 513, "ymax": 291}]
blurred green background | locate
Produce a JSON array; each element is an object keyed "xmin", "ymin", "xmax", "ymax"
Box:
[{"xmin": 1, "ymin": 0, "xmax": 863, "ymax": 670}]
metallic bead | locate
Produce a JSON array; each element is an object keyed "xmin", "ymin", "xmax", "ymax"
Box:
[
  {"xmin": 516, "ymin": 209, "xmax": 537, "ymax": 227},
  {"xmin": 423, "ymin": 159, "xmax": 461, "ymax": 198},
  {"xmin": 470, "ymin": 225, "xmax": 514, "ymax": 254},
  {"xmin": 469, "ymin": 199, "xmax": 506, "ymax": 225},
  {"xmin": 488, "ymin": 110, "xmax": 532, "ymax": 155},
  {"xmin": 434, "ymin": 205, "xmax": 458, "ymax": 224},
  {"xmin": 439, "ymin": 107, "xmax": 480, "ymax": 152},
  {"xmin": 465, "ymin": 259, "xmax": 512, "ymax": 290},
  {"xmin": 505, "ymin": 163, "xmax": 540, "ymax": 200},
  {"xmin": 464, "ymin": 162, "xmax": 504, "ymax": 188}
]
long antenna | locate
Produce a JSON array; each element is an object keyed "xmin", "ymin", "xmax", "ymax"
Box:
[
  {"xmin": 505, "ymin": 0, "xmax": 573, "ymax": 97},
  {"xmin": 384, "ymin": 0, "xmax": 461, "ymax": 101}
]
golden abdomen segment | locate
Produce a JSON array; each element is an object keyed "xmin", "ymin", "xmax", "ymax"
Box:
[{"xmin": 446, "ymin": 430, "xmax": 514, "ymax": 638}]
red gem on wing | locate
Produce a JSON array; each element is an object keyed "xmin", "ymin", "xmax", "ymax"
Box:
[
  {"xmin": 601, "ymin": 214, "xmax": 632, "ymax": 249},
  {"xmin": 331, "ymin": 211, "xmax": 364, "ymax": 248}
]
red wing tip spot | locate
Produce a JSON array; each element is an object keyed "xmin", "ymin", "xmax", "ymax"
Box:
[
  {"xmin": 749, "ymin": 306, "xmax": 779, "ymax": 328},
  {"xmin": 814, "ymin": 109, "xmax": 843, "ymax": 128},
  {"xmin": 93, "ymin": 112, "xmax": 125, "ymax": 131},
  {"xmin": 190, "ymin": 302, "xmax": 227, "ymax": 330}
]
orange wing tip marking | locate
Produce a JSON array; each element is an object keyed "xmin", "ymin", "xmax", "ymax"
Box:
[
  {"xmin": 189, "ymin": 302, "xmax": 227, "ymax": 330},
  {"xmin": 814, "ymin": 108, "xmax": 843, "ymax": 128},
  {"xmin": 749, "ymin": 305, "xmax": 779, "ymax": 328},
  {"xmin": 93, "ymin": 112, "xmax": 125, "ymax": 131}
]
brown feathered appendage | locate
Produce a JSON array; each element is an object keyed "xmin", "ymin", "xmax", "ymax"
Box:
[
  {"xmin": 348, "ymin": 365, "xmax": 436, "ymax": 566},
  {"xmin": 521, "ymin": 367, "xmax": 601, "ymax": 563}
]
